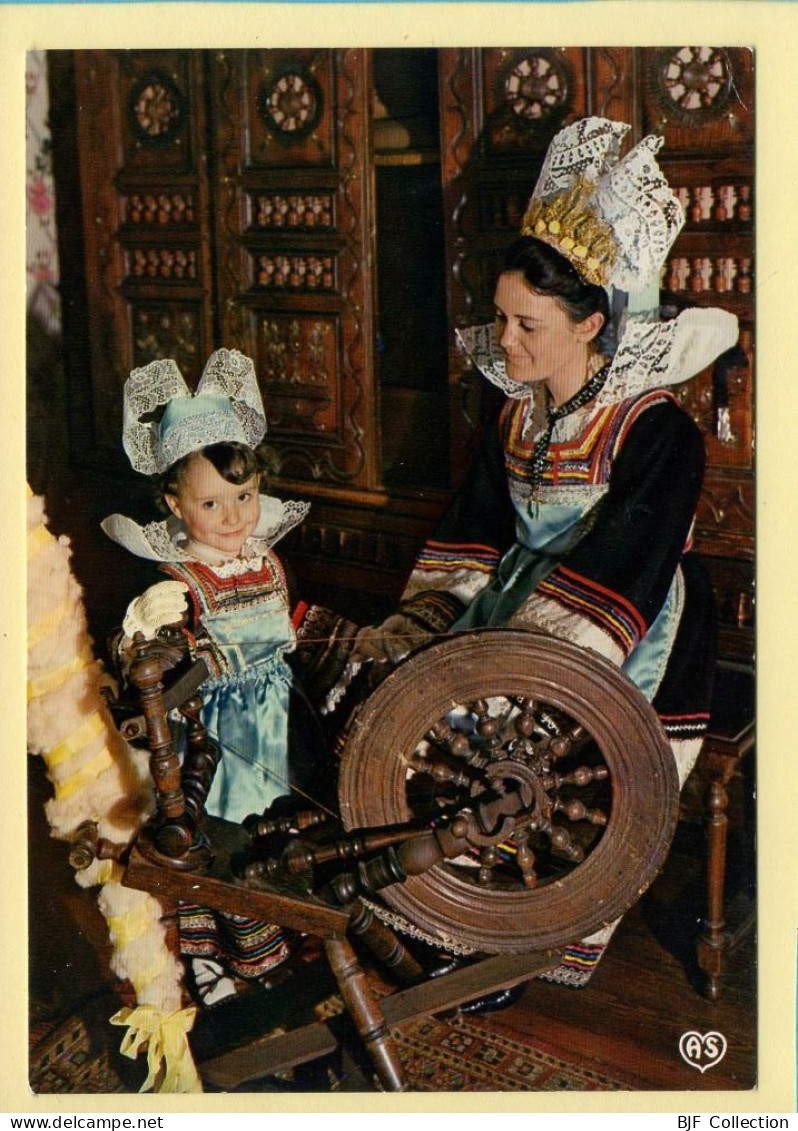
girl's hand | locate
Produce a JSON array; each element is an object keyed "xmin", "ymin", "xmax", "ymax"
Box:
[{"xmin": 122, "ymin": 580, "xmax": 189, "ymax": 641}]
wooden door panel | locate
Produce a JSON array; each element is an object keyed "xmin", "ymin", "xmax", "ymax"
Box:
[
  {"xmin": 210, "ymin": 48, "xmax": 377, "ymax": 490},
  {"xmin": 72, "ymin": 49, "xmax": 215, "ymax": 466}
]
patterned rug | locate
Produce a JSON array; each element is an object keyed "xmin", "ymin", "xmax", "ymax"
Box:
[
  {"xmin": 393, "ymin": 1014, "xmax": 624, "ymax": 1092},
  {"xmin": 29, "ymin": 995, "xmax": 626, "ymax": 1094}
]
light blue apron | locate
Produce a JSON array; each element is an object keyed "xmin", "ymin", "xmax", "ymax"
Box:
[
  {"xmin": 198, "ymin": 590, "xmax": 294, "ymax": 823},
  {"xmin": 451, "ymin": 498, "xmax": 678, "ymax": 702}
]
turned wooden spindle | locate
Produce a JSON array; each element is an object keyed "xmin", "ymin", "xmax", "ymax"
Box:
[
  {"xmin": 179, "ymin": 693, "xmax": 221, "ymax": 823},
  {"xmin": 697, "ymin": 779, "xmax": 730, "ymax": 1001},
  {"xmin": 554, "ymin": 797, "xmax": 608, "ymax": 827},
  {"xmin": 328, "ymin": 814, "xmax": 474, "ymax": 905},
  {"xmin": 348, "ymin": 901, "xmax": 424, "ymax": 985},
  {"xmin": 478, "ymin": 846, "xmax": 498, "ymax": 886},
  {"xmin": 549, "ymin": 724, "xmax": 587, "ymax": 760},
  {"xmin": 67, "ymin": 820, "xmax": 127, "ymax": 871},
  {"xmin": 512, "ymin": 827, "xmax": 538, "ymax": 889},
  {"xmin": 539, "ymin": 817, "xmax": 584, "ymax": 863},
  {"xmin": 128, "ymin": 635, "xmax": 203, "ymax": 867},
  {"xmin": 244, "ymin": 822, "xmax": 436, "ymax": 885},
  {"xmin": 324, "ymin": 936, "xmax": 406, "ymax": 1092},
  {"xmin": 408, "ymin": 750, "xmax": 471, "ymax": 790},
  {"xmin": 246, "ymin": 808, "xmax": 331, "ymax": 839}
]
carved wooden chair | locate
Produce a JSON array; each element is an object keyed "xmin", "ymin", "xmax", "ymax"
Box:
[{"xmin": 73, "ymin": 628, "xmax": 681, "ymax": 1092}]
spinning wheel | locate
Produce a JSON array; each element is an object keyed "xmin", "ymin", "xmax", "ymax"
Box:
[
  {"xmin": 338, "ymin": 630, "xmax": 679, "ymax": 954},
  {"xmin": 87, "ymin": 626, "xmax": 681, "ymax": 1092}
]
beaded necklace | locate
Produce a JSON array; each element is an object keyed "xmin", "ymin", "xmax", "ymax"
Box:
[{"xmin": 527, "ymin": 360, "xmax": 611, "ymax": 504}]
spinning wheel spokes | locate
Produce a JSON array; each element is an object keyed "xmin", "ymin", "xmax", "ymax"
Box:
[
  {"xmin": 338, "ymin": 630, "xmax": 679, "ymax": 954},
  {"xmin": 402, "ymin": 691, "xmax": 612, "ymax": 891}
]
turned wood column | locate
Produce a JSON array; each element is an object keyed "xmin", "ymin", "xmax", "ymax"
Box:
[
  {"xmin": 697, "ymin": 774, "xmax": 731, "ymax": 1001},
  {"xmin": 324, "ymin": 935, "xmax": 406, "ymax": 1092}
]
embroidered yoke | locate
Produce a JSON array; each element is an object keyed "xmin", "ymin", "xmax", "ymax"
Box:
[{"xmin": 161, "ymin": 551, "xmax": 296, "ymax": 823}]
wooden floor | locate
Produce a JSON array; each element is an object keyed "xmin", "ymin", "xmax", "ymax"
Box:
[
  {"xmin": 28, "ymin": 757, "xmax": 756, "ymax": 1094},
  {"xmin": 480, "ymin": 828, "xmax": 756, "ymax": 1093}
]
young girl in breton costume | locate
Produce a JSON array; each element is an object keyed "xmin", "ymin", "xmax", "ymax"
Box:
[
  {"xmin": 342, "ymin": 117, "xmax": 740, "ymax": 1001},
  {"xmin": 103, "ymin": 348, "xmax": 353, "ymax": 1007}
]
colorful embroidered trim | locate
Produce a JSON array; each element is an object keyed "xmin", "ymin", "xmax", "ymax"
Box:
[
  {"xmin": 537, "ymin": 565, "xmax": 647, "ymax": 657},
  {"xmin": 658, "ymin": 711, "xmax": 711, "ymax": 737},
  {"xmin": 500, "ymin": 389, "xmax": 680, "ymax": 492},
  {"xmin": 162, "ymin": 554, "xmax": 287, "ymax": 618},
  {"xmin": 415, "ymin": 540, "xmax": 501, "ymax": 574},
  {"xmin": 177, "ymin": 904, "xmax": 290, "ymax": 980}
]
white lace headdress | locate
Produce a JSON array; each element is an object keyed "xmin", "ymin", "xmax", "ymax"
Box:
[
  {"xmin": 104, "ymin": 347, "xmax": 311, "ymax": 562},
  {"xmin": 456, "ymin": 116, "xmax": 738, "ymax": 407},
  {"xmin": 520, "ymin": 116, "xmax": 685, "ymax": 290},
  {"xmin": 123, "ymin": 348, "xmax": 267, "ymax": 475}
]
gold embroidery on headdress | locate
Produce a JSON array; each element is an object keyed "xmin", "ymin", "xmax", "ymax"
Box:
[{"xmin": 520, "ymin": 179, "xmax": 617, "ymax": 287}]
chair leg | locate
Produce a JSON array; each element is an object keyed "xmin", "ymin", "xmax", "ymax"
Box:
[
  {"xmin": 324, "ymin": 935, "xmax": 406, "ymax": 1092},
  {"xmin": 697, "ymin": 777, "xmax": 729, "ymax": 1001}
]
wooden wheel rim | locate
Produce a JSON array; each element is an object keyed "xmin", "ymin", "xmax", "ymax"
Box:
[{"xmin": 338, "ymin": 630, "xmax": 679, "ymax": 954}]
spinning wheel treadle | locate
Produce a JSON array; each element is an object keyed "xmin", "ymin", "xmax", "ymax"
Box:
[{"xmin": 338, "ymin": 629, "xmax": 679, "ymax": 955}]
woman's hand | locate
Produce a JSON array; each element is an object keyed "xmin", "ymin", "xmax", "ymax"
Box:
[
  {"xmin": 320, "ymin": 613, "xmax": 432, "ymax": 714},
  {"xmin": 122, "ymin": 580, "xmax": 189, "ymax": 641},
  {"xmin": 349, "ymin": 613, "xmax": 430, "ymax": 669}
]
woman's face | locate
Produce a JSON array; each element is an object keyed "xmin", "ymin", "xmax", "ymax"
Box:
[
  {"xmin": 165, "ymin": 454, "xmax": 260, "ymax": 559},
  {"xmin": 493, "ymin": 272, "xmax": 599, "ymax": 399}
]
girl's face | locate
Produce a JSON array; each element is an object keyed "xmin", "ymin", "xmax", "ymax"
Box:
[
  {"xmin": 165, "ymin": 454, "xmax": 260, "ymax": 559},
  {"xmin": 493, "ymin": 271, "xmax": 602, "ymax": 403}
]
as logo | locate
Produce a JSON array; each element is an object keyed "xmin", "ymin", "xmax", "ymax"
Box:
[{"xmin": 678, "ymin": 1030, "xmax": 728, "ymax": 1073}]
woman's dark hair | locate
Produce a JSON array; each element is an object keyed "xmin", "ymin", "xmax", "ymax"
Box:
[
  {"xmin": 160, "ymin": 441, "xmax": 263, "ymax": 501},
  {"xmin": 502, "ymin": 236, "xmax": 611, "ymax": 335}
]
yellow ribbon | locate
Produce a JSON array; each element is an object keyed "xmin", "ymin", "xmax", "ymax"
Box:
[
  {"xmin": 28, "ymin": 596, "xmax": 73, "ymax": 650},
  {"xmin": 110, "ymin": 1005, "xmax": 202, "ymax": 1093},
  {"xmin": 27, "ymin": 651, "xmax": 95, "ymax": 701},
  {"xmin": 54, "ymin": 744, "xmax": 113, "ymax": 801},
  {"xmin": 27, "ymin": 523, "xmax": 52, "ymax": 560},
  {"xmin": 43, "ymin": 711, "xmax": 107, "ymax": 769},
  {"xmin": 96, "ymin": 861, "xmax": 122, "ymax": 886},
  {"xmin": 106, "ymin": 901, "xmax": 158, "ymax": 947}
]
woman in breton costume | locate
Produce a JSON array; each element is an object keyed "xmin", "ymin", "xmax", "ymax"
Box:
[{"xmin": 345, "ymin": 117, "xmax": 739, "ymax": 991}]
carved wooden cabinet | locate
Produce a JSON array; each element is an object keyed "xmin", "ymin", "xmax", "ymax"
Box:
[{"xmin": 52, "ymin": 47, "xmax": 754, "ymax": 659}]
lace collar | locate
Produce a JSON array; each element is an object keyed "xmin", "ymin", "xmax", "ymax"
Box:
[
  {"xmin": 455, "ymin": 306, "xmax": 739, "ymax": 413},
  {"xmin": 101, "ymin": 494, "xmax": 310, "ymax": 563}
]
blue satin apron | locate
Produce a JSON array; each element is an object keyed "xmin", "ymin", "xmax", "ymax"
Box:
[
  {"xmin": 195, "ymin": 584, "xmax": 294, "ymax": 824},
  {"xmin": 450, "ymin": 497, "xmax": 679, "ymax": 703}
]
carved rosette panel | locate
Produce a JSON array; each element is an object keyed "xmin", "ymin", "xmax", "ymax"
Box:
[
  {"xmin": 482, "ymin": 48, "xmax": 583, "ymax": 153},
  {"xmin": 654, "ymin": 47, "xmax": 733, "ymax": 124},
  {"xmin": 130, "ymin": 304, "xmax": 204, "ymax": 382},
  {"xmin": 118, "ymin": 53, "xmax": 195, "ymax": 175},
  {"xmin": 503, "ymin": 52, "xmax": 570, "ymax": 122},
  {"xmin": 246, "ymin": 50, "xmax": 334, "ymax": 168},
  {"xmin": 130, "ymin": 71, "xmax": 183, "ymax": 142},
  {"xmin": 259, "ymin": 68, "xmax": 323, "ymax": 139},
  {"xmin": 642, "ymin": 47, "xmax": 753, "ymax": 149}
]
